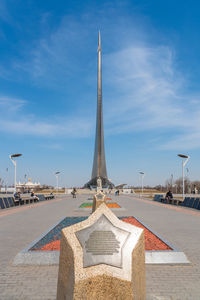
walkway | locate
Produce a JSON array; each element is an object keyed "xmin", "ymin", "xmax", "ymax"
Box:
[{"xmin": 0, "ymin": 194, "xmax": 200, "ymax": 299}]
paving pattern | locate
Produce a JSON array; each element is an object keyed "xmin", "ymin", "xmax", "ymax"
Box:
[
  {"xmin": 0, "ymin": 193, "xmax": 200, "ymax": 299},
  {"xmin": 79, "ymin": 202, "xmax": 121, "ymax": 208},
  {"xmin": 29, "ymin": 216, "xmax": 172, "ymax": 251}
]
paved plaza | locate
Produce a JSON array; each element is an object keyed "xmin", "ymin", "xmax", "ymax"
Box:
[{"xmin": 0, "ymin": 194, "xmax": 200, "ymax": 300}]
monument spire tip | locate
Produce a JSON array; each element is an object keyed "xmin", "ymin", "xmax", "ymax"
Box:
[{"xmin": 98, "ymin": 31, "xmax": 101, "ymax": 52}]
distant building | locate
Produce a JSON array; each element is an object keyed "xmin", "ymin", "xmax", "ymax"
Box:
[{"xmin": 16, "ymin": 178, "xmax": 40, "ymax": 192}]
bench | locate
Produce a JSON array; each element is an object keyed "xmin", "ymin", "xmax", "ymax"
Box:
[
  {"xmin": 13, "ymin": 194, "xmax": 38, "ymax": 205},
  {"xmin": 0, "ymin": 193, "xmax": 53, "ymax": 210},
  {"xmin": 171, "ymin": 198, "xmax": 183, "ymax": 205},
  {"xmin": 37, "ymin": 194, "xmax": 46, "ymax": 201},
  {"xmin": 170, "ymin": 197, "xmax": 200, "ymax": 209},
  {"xmin": 20, "ymin": 194, "xmax": 39, "ymax": 204},
  {"xmin": 153, "ymin": 194, "xmax": 163, "ymax": 202},
  {"xmin": 0, "ymin": 197, "xmax": 15, "ymax": 209},
  {"xmin": 13, "ymin": 197, "xmax": 20, "ymax": 206},
  {"xmin": 3, "ymin": 197, "xmax": 10, "ymax": 208},
  {"xmin": 0, "ymin": 198, "xmax": 5, "ymax": 209},
  {"xmin": 188, "ymin": 197, "xmax": 195, "ymax": 208},
  {"xmin": 181, "ymin": 197, "xmax": 190, "ymax": 207},
  {"xmin": 193, "ymin": 198, "xmax": 200, "ymax": 209},
  {"xmin": 160, "ymin": 197, "xmax": 183, "ymax": 206},
  {"xmin": 44, "ymin": 194, "xmax": 54, "ymax": 200},
  {"xmin": 19, "ymin": 196, "xmax": 30, "ymax": 205},
  {"xmin": 7, "ymin": 197, "xmax": 15, "ymax": 207}
]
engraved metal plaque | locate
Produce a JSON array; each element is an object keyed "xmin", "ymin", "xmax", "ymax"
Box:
[
  {"xmin": 85, "ymin": 230, "xmax": 120, "ymax": 255},
  {"xmin": 76, "ymin": 214, "xmax": 130, "ymax": 268}
]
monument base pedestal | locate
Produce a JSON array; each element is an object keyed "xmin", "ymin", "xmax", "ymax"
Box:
[
  {"xmin": 73, "ymin": 275, "xmax": 133, "ymax": 300},
  {"xmin": 57, "ymin": 204, "xmax": 146, "ymax": 300},
  {"xmin": 84, "ymin": 176, "xmax": 114, "ymax": 189}
]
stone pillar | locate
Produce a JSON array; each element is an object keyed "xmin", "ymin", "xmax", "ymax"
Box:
[
  {"xmin": 96, "ymin": 177, "xmax": 102, "ymax": 192},
  {"xmin": 92, "ymin": 191, "xmax": 106, "ymax": 212},
  {"xmin": 57, "ymin": 203, "xmax": 145, "ymax": 300}
]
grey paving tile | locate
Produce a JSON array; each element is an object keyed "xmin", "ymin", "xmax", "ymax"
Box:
[{"xmin": 0, "ymin": 194, "xmax": 200, "ymax": 299}]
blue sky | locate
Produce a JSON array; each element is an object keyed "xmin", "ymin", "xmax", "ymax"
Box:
[{"xmin": 0, "ymin": 0, "xmax": 200, "ymax": 187}]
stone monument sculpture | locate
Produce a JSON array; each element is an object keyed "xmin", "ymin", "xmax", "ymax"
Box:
[
  {"xmin": 97, "ymin": 176, "xmax": 102, "ymax": 192},
  {"xmin": 84, "ymin": 32, "xmax": 114, "ymax": 188},
  {"xmin": 56, "ymin": 203, "xmax": 146, "ymax": 300}
]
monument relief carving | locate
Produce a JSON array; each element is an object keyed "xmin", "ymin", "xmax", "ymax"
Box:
[{"xmin": 85, "ymin": 230, "xmax": 120, "ymax": 255}]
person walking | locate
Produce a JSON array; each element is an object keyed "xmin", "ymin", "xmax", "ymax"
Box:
[{"xmin": 71, "ymin": 188, "xmax": 77, "ymax": 198}]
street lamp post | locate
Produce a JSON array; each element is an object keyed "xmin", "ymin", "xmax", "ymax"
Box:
[
  {"xmin": 171, "ymin": 174, "xmax": 173, "ymax": 190},
  {"xmin": 9, "ymin": 154, "xmax": 22, "ymax": 192},
  {"xmin": 55, "ymin": 171, "xmax": 60, "ymax": 193},
  {"xmin": 5, "ymin": 168, "xmax": 8, "ymax": 194},
  {"xmin": 177, "ymin": 154, "xmax": 190, "ymax": 199},
  {"xmin": 139, "ymin": 171, "xmax": 145, "ymax": 198}
]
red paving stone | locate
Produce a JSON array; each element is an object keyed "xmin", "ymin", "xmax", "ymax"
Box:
[
  {"xmin": 38, "ymin": 216, "xmax": 172, "ymax": 251},
  {"xmin": 81, "ymin": 202, "xmax": 121, "ymax": 208},
  {"xmin": 122, "ymin": 216, "xmax": 172, "ymax": 251},
  {"xmin": 40, "ymin": 240, "xmax": 60, "ymax": 251},
  {"xmin": 107, "ymin": 203, "xmax": 120, "ymax": 208}
]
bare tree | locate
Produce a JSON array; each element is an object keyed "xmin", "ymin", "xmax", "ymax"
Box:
[{"xmin": 174, "ymin": 177, "xmax": 191, "ymax": 194}]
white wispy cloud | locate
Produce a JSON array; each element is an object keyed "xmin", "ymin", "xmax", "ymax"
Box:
[
  {"xmin": 104, "ymin": 46, "xmax": 182, "ymax": 128},
  {"xmin": 0, "ymin": 116, "xmax": 93, "ymax": 138},
  {"xmin": 2, "ymin": 8, "xmax": 200, "ymax": 150},
  {"xmin": 0, "ymin": 96, "xmax": 26, "ymax": 112},
  {"xmin": 103, "ymin": 44, "xmax": 200, "ymax": 149},
  {"xmin": 13, "ymin": 16, "xmax": 91, "ymax": 87},
  {"xmin": 0, "ymin": 95, "xmax": 93, "ymax": 137}
]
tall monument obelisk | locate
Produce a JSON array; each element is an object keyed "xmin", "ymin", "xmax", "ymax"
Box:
[{"xmin": 85, "ymin": 32, "xmax": 113, "ymax": 188}]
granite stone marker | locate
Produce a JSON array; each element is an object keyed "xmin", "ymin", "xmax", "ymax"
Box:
[
  {"xmin": 92, "ymin": 191, "xmax": 106, "ymax": 212},
  {"xmin": 56, "ymin": 203, "xmax": 146, "ymax": 300}
]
